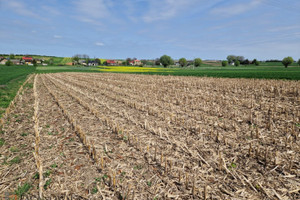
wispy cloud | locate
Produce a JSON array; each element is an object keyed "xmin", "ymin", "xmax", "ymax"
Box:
[
  {"xmin": 95, "ymin": 42, "xmax": 104, "ymax": 46},
  {"xmin": 211, "ymin": 0, "xmax": 262, "ymax": 17},
  {"xmin": 74, "ymin": 0, "xmax": 112, "ymax": 24},
  {"xmin": 4, "ymin": 0, "xmax": 40, "ymax": 18},
  {"xmin": 143, "ymin": 0, "xmax": 197, "ymax": 22}
]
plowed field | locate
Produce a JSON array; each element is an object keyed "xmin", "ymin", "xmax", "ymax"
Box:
[{"xmin": 0, "ymin": 73, "xmax": 299, "ymax": 199}]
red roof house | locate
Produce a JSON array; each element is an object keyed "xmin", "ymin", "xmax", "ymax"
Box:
[
  {"xmin": 22, "ymin": 57, "xmax": 33, "ymax": 62},
  {"xmin": 106, "ymin": 60, "xmax": 116, "ymax": 66}
]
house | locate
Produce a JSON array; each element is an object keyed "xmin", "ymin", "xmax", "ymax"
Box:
[
  {"xmin": 88, "ymin": 60, "xmax": 98, "ymax": 66},
  {"xmin": 79, "ymin": 60, "xmax": 87, "ymax": 66},
  {"xmin": 0, "ymin": 59, "xmax": 8, "ymax": 65},
  {"xmin": 36, "ymin": 59, "xmax": 44, "ymax": 64},
  {"xmin": 106, "ymin": 60, "xmax": 116, "ymax": 66},
  {"xmin": 10, "ymin": 59, "xmax": 21, "ymax": 65},
  {"xmin": 115, "ymin": 60, "xmax": 123, "ymax": 65},
  {"xmin": 129, "ymin": 59, "xmax": 142, "ymax": 66},
  {"xmin": 22, "ymin": 57, "xmax": 33, "ymax": 64},
  {"xmin": 65, "ymin": 62, "xmax": 73, "ymax": 66}
]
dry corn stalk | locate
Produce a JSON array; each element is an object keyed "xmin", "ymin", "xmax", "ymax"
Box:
[{"xmin": 33, "ymin": 74, "xmax": 43, "ymax": 199}]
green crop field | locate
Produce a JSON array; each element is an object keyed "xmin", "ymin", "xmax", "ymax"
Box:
[
  {"xmin": 0, "ymin": 66, "xmax": 36, "ymax": 117},
  {"xmin": 34, "ymin": 64, "xmax": 300, "ymax": 80}
]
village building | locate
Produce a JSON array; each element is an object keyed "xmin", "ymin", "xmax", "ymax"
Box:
[
  {"xmin": 10, "ymin": 59, "xmax": 21, "ymax": 65},
  {"xmin": 22, "ymin": 57, "xmax": 33, "ymax": 65},
  {"xmin": 115, "ymin": 60, "xmax": 123, "ymax": 65},
  {"xmin": 129, "ymin": 59, "xmax": 142, "ymax": 66},
  {"xmin": 106, "ymin": 60, "xmax": 116, "ymax": 66},
  {"xmin": 88, "ymin": 60, "xmax": 98, "ymax": 66},
  {"xmin": 0, "ymin": 59, "xmax": 8, "ymax": 65}
]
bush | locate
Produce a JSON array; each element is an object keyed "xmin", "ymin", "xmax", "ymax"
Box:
[
  {"xmin": 252, "ymin": 59, "xmax": 259, "ymax": 66},
  {"xmin": 234, "ymin": 60, "xmax": 240, "ymax": 66},
  {"xmin": 5, "ymin": 60, "xmax": 13, "ymax": 66},
  {"xmin": 194, "ymin": 58, "xmax": 202, "ymax": 67},
  {"xmin": 32, "ymin": 60, "xmax": 37, "ymax": 67},
  {"xmin": 221, "ymin": 60, "xmax": 228, "ymax": 67},
  {"xmin": 297, "ymin": 59, "xmax": 300, "ymax": 66}
]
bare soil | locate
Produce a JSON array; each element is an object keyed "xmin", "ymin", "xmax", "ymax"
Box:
[{"xmin": 0, "ymin": 73, "xmax": 299, "ymax": 199}]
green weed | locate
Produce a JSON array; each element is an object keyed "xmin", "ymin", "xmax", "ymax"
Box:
[
  {"xmin": 43, "ymin": 170, "xmax": 51, "ymax": 177},
  {"xmin": 10, "ymin": 156, "xmax": 21, "ymax": 164},
  {"xmin": 91, "ymin": 187, "xmax": 98, "ymax": 194},
  {"xmin": 15, "ymin": 183, "xmax": 32, "ymax": 197},
  {"xmin": 10, "ymin": 146, "xmax": 19, "ymax": 152},
  {"xmin": 44, "ymin": 179, "xmax": 51, "ymax": 190},
  {"xmin": 33, "ymin": 172, "xmax": 39, "ymax": 180},
  {"xmin": 21, "ymin": 132, "xmax": 29, "ymax": 136},
  {"xmin": 50, "ymin": 163, "xmax": 58, "ymax": 168},
  {"xmin": 0, "ymin": 138, "xmax": 4, "ymax": 146}
]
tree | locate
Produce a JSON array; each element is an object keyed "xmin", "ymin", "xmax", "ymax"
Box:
[
  {"xmin": 126, "ymin": 58, "xmax": 132, "ymax": 65},
  {"xmin": 242, "ymin": 59, "xmax": 250, "ymax": 65},
  {"xmin": 236, "ymin": 56, "xmax": 245, "ymax": 62},
  {"xmin": 222, "ymin": 60, "xmax": 228, "ymax": 67},
  {"xmin": 155, "ymin": 58, "xmax": 161, "ymax": 66},
  {"xmin": 9, "ymin": 54, "xmax": 15, "ymax": 59},
  {"xmin": 254, "ymin": 59, "xmax": 260, "ymax": 66},
  {"xmin": 95, "ymin": 58, "xmax": 101, "ymax": 65},
  {"xmin": 234, "ymin": 60, "xmax": 240, "ymax": 66},
  {"xmin": 72, "ymin": 56, "xmax": 79, "ymax": 65},
  {"xmin": 194, "ymin": 58, "xmax": 202, "ymax": 67},
  {"xmin": 227, "ymin": 55, "xmax": 236, "ymax": 64},
  {"xmin": 141, "ymin": 60, "xmax": 147, "ymax": 65},
  {"xmin": 282, "ymin": 57, "xmax": 294, "ymax": 68},
  {"xmin": 179, "ymin": 58, "xmax": 187, "ymax": 67},
  {"xmin": 48, "ymin": 58, "xmax": 54, "ymax": 65},
  {"xmin": 5, "ymin": 60, "xmax": 13, "ymax": 66},
  {"xmin": 159, "ymin": 55, "xmax": 173, "ymax": 67},
  {"xmin": 297, "ymin": 59, "xmax": 300, "ymax": 66},
  {"xmin": 32, "ymin": 59, "xmax": 37, "ymax": 66}
]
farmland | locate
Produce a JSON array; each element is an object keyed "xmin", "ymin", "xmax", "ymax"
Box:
[
  {"xmin": 34, "ymin": 65, "xmax": 300, "ymax": 80},
  {"xmin": 0, "ymin": 73, "xmax": 299, "ymax": 199},
  {"xmin": 0, "ymin": 66, "xmax": 36, "ymax": 117}
]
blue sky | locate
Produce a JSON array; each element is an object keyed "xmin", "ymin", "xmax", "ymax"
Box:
[{"xmin": 0, "ymin": 0, "xmax": 299, "ymax": 60}]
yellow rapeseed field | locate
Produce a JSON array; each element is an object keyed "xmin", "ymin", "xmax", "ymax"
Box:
[{"xmin": 97, "ymin": 66, "xmax": 173, "ymax": 73}]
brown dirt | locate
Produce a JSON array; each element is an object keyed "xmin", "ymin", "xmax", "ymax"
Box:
[{"xmin": 0, "ymin": 72, "xmax": 299, "ymax": 199}]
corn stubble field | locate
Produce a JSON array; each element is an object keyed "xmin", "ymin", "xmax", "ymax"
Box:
[{"xmin": 0, "ymin": 73, "xmax": 299, "ymax": 199}]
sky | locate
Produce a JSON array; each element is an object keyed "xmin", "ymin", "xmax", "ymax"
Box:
[{"xmin": 0, "ymin": 0, "xmax": 299, "ymax": 60}]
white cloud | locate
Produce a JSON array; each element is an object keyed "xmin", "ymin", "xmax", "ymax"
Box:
[
  {"xmin": 74, "ymin": 0, "xmax": 111, "ymax": 21},
  {"xmin": 4, "ymin": 0, "xmax": 40, "ymax": 18},
  {"xmin": 211, "ymin": 0, "xmax": 262, "ymax": 17},
  {"xmin": 95, "ymin": 42, "xmax": 104, "ymax": 46},
  {"xmin": 143, "ymin": 0, "xmax": 198, "ymax": 22},
  {"xmin": 54, "ymin": 35, "xmax": 62, "ymax": 39}
]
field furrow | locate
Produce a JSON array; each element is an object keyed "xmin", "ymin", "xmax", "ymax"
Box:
[{"xmin": 1, "ymin": 72, "xmax": 299, "ymax": 199}]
